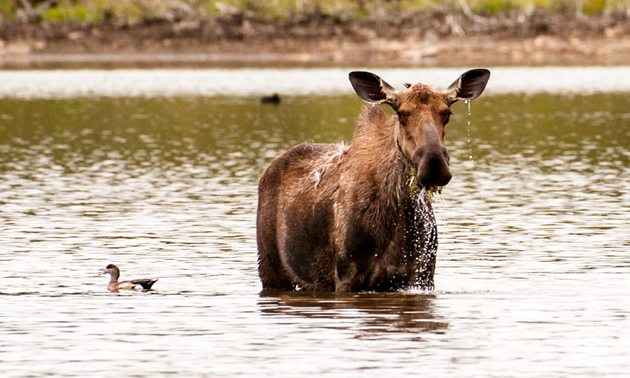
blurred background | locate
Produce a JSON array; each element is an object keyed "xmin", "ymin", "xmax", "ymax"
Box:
[{"xmin": 1, "ymin": 0, "xmax": 629, "ymax": 67}]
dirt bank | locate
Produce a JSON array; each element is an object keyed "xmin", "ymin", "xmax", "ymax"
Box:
[{"xmin": 1, "ymin": 13, "xmax": 630, "ymax": 68}]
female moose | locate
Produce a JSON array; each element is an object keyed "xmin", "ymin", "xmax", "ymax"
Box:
[{"xmin": 257, "ymin": 69, "xmax": 490, "ymax": 292}]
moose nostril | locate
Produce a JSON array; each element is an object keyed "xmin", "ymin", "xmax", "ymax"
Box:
[{"xmin": 413, "ymin": 145, "xmax": 449, "ymax": 167}]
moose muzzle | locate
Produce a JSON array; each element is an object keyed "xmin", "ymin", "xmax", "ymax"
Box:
[{"xmin": 412, "ymin": 143, "xmax": 452, "ymax": 188}]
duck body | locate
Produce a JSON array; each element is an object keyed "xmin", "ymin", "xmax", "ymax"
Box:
[
  {"xmin": 102, "ymin": 264, "xmax": 158, "ymax": 292},
  {"xmin": 260, "ymin": 93, "xmax": 281, "ymax": 104}
]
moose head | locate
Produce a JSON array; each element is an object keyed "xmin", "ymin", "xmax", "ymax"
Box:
[{"xmin": 349, "ymin": 69, "xmax": 490, "ymax": 188}]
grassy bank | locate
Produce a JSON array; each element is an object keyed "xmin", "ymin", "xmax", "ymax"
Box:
[
  {"xmin": 1, "ymin": 0, "xmax": 629, "ymax": 68},
  {"xmin": 3, "ymin": 0, "xmax": 630, "ymax": 25}
]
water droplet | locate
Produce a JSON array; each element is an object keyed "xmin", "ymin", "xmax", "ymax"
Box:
[{"xmin": 466, "ymin": 100, "xmax": 474, "ymax": 170}]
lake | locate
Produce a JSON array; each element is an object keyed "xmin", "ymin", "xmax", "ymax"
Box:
[{"xmin": 1, "ymin": 68, "xmax": 629, "ymax": 377}]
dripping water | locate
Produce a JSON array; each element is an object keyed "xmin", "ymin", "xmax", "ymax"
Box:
[
  {"xmin": 409, "ymin": 188, "xmax": 438, "ymax": 291},
  {"xmin": 464, "ymin": 99, "xmax": 479, "ymax": 189},
  {"xmin": 465, "ymin": 99, "xmax": 474, "ymax": 170},
  {"xmin": 429, "ymin": 190, "xmax": 451, "ymax": 226}
]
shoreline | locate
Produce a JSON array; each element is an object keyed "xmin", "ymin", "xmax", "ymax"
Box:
[
  {"xmin": 3, "ymin": 36, "xmax": 630, "ymax": 68},
  {"xmin": 1, "ymin": 15, "xmax": 630, "ymax": 68}
]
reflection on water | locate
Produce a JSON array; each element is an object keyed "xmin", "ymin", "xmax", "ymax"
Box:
[
  {"xmin": 1, "ymin": 91, "xmax": 630, "ymax": 376},
  {"xmin": 259, "ymin": 291, "xmax": 447, "ymax": 337}
]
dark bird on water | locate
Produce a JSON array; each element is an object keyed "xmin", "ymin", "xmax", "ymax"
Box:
[
  {"xmin": 101, "ymin": 264, "xmax": 158, "ymax": 292},
  {"xmin": 260, "ymin": 93, "xmax": 281, "ymax": 104}
]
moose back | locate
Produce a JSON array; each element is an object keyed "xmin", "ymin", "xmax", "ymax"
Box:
[{"xmin": 257, "ymin": 69, "xmax": 490, "ymax": 292}]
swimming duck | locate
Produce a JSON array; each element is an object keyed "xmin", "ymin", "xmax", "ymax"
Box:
[
  {"xmin": 101, "ymin": 264, "xmax": 158, "ymax": 292},
  {"xmin": 260, "ymin": 93, "xmax": 281, "ymax": 104}
]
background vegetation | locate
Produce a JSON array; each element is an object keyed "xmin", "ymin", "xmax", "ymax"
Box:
[{"xmin": 2, "ymin": 0, "xmax": 630, "ymax": 25}]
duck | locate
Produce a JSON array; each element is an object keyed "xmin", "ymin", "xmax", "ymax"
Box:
[
  {"xmin": 101, "ymin": 264, "xmax": 158, "ymax": 292},
  {"xmin": 260, "ymin": 93, "xmax": 281, "ymax": 104}
]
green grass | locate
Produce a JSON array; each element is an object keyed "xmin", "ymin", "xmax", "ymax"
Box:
[
  {"xmin": 2, "ymin": 0, "xmax": 629, "ymax": 25},
  {"xmin": 41, "ymin": 6, "xmax": 101, "ymax": 23}
]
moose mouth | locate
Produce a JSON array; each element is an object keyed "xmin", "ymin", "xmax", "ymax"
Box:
[{"xmin": 407, "ymin": 172, "xmax": 443, "ymax": 201}]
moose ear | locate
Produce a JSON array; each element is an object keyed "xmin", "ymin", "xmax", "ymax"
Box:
[
  {"xmin": 446, "ymin": 68, "xmax": 490, "ymax": 103},
  {"xmin": 349, "ymin": 71, "xmax": 400, "ymax": 110}
]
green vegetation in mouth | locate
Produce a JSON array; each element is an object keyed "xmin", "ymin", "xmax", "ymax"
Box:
[
  {"xmin": 407, "ymin": 171, "xmax": 420, "ymax": 196},
  {"xmin": 407, "ymin": 171, "xmax": 442, "ymax": 202},
  {"xmin": 3, "ymin": 0, "xmax": 628, "ymax": 25}
]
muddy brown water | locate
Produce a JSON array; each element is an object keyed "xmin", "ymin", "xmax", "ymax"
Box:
[{"xmin": 1, "ymin": 69, "xmax": 630, "ymax": 376}]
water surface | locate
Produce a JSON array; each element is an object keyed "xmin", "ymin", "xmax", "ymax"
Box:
[
  {"xmin": 1, "ymin": 70, "xmax": 630, "ymax": 376},
  {"xmin": 2, "ymin": 66, "xmax": 630, "ymax": 98}
]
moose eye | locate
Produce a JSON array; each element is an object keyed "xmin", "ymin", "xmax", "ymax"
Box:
[
  {"xmin": 396, "ymin": 112, "xmax": 406, "ymax": 122},
  {"xmin": 442, "ymin": 111, "xmax": 453, "ymax": 125}
]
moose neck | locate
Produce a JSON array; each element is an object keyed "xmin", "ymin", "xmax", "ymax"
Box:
[
  {"xmin": 346, "ymin": 105, "xmax": 438, "ymax": 290},
  {"xmin": 349, "ymin": 106, "xmax": 415, "ymax": 204}
]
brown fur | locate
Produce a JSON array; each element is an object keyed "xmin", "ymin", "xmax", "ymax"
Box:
[
  {"xmin": 257, "ymin": 106, "xmax": 435, "ymax": 292},
  {"xmin": 256, "ymin": 69, "xmax": 489, "ymax": 292}
]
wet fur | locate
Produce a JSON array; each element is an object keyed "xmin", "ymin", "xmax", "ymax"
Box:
[
  {"xmin": 257, "ymin": 68, "xmax": 490, "ymax": 293},
  {"xmin": 257, "ymin": 106, "xmax": 436, "ymax": 292}
]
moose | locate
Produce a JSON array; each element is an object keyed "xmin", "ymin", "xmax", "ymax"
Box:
[{"xmin": 257, "ymin": 69, "xmax": 490, "ymax": 292}]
